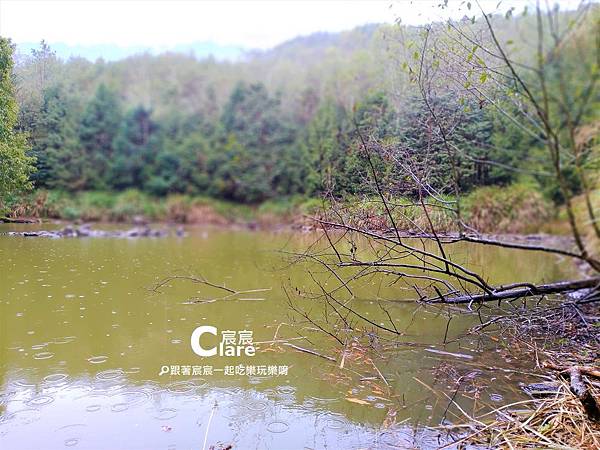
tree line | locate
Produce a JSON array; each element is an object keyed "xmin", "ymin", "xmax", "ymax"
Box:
[
  {"xmin": 27, "ymin": 77, "xmax": 514, "ymax": 203},
  {"xmin": 2, "ymin": 7, "xmax": 598, "ymax": 205}
]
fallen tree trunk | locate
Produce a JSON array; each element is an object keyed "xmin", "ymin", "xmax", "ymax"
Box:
[
  {"xmin": 427, "ymin": 277, "xmax": 600, "ymax": 304},
  {"xmin": 568, "ymin": 366, "xmax": 600, "ymax": 422},
  {"xmin": 544, "ymin": 362, "xmax": 600, "ymax": 421},
  {"xmin": 0, "ymin": 216, "xmax": 38, "ymax": 223}
]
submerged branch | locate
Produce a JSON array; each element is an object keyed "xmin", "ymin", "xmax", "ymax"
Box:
[
  {"xmin": 426, "ymin": 277, "xmax": 600, "ymax": 304},
  {"xmin": 283, "ymin": 342, "xmax": 336, "ymax": 362},
  {"xmin": 150, "ymin": 275, "xmax": 271, "ymax": 302}
]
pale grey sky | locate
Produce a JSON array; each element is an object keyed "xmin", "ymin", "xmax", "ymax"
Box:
[{"xmin": 0, "ymin": 0, "xmax": 586, "ymax": 49}]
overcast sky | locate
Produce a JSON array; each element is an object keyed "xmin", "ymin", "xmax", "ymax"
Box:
[{"xmin": 0, "ymin": 0, "xmax": 587, "ymax": 50}]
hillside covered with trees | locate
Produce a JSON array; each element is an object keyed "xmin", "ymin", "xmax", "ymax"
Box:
[{"xmin": 1, "ymin": 7, "xmax": 598, "ymax": 223}]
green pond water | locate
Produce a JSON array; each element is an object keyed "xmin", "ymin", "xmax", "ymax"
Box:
[{"xmin": 0, "ymin": 225, "xmax": 575, "ymax": 449}]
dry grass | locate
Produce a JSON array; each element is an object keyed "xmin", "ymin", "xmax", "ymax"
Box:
[
  {"xmin": 458, "ymin": 380, "xmax": 600, "ymax": 449},
  {"xmin": 432, "ymin": 298, "xmax": 600, "ymax": 449},
  {"xmin": 464, "ymin": 184, "xmax": 552, "ymax": 234}
]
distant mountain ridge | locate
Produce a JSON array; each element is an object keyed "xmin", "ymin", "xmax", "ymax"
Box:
[
  {"xmin": 14, "ymin": 23, "xmax": 384, "ymax": 62},
  {"xmin": 15, "ymin": 41, "xmax": 247, "ymax": 61}
]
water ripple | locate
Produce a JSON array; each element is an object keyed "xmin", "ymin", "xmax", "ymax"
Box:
[
  {"xmin": 44, "ymin": 373, "xmax": 69, "ymax": 385},
  {"xmin": 266, "ymin": 420, "xmax": 289, "ymax": 433},
  {"xmin": 33, "ymin": 351, "xmax": 54, "ymax": 360},
  {"xmin": 25, "ymin": 395, "xmax": 55, "ymax": 407},
  {"xmin": 154, "ymin": 408, "xmax": 177, "ymax": 420},
  {"xmin": 95, "ymin": 369, "xmax": 124, "ymax": 381},
  {"xmin": 87, "ymin": 356, "xmax": 108, "ymax": 364}
]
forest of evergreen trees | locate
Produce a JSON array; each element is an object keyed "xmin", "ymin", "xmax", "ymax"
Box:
[{"xmin": 5, "ymin": 10, "xmax": 598, "ymax": 205}]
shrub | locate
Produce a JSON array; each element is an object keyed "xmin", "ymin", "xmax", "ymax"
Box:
[
  {"xmin": 62, "ymin": 206, "xmax": 81, "ymax": 221},
  {"xmin": 165, "ymin": 195, "xmax": 191, "ymax": 222},
  {"xmin": 464, "ymin": 184, "xmax": 552, "ymax": 234},
  {"xmin": 110, "ymin": 189, "xmax": 156, "ymax": 221}
]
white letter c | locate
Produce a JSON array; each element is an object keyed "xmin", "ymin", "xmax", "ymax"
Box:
[{"xmin": 191, "ymin": 326, "xmax": 217, "ymax": 357}]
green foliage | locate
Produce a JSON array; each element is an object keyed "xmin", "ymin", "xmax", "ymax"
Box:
[
  {"xmin": 30, "ymin": 85, "xmax": 82, "ymax": 190},
  {"xmin": 110, "ymin": 189, "xmax": 160, "ymax": 220},
  {"xmin": 213, "ymin": 82, "xmax": 301, "ymax": 202},
  {"xmin": 302, "ymin": 99, "xmax": 351, "ymax": 195},
  {"xmin": 78, "ymin": 84, "xmax": 122, "ymax": 189},
  {"xmin": 110, "ymin": 106, "xmax": 158, "ymax": 190},
  {"xmin": 0, "ymin": 37, "xmax": 35, "ymax": 211}
]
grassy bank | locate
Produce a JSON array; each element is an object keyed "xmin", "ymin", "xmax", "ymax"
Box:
[
  {"xmin": 2, "ymin": 189, "xmax": 323, "ymax": 227},
  {"xmin": 1, "ymin": 183, "xmax": 558, "ymax": 234},
  {"xmin": 312, "ymin": 183, "xmax": 553, "ymax": 235}
]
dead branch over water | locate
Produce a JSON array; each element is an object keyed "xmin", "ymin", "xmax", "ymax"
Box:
[{"xmin": 428, "ymin": 277, "xmax": 600, "ymax": 304}]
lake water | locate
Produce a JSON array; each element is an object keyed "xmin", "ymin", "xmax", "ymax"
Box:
[{"xmin": 0, "ymin": 225, "xmax": 574, "ymax": 449}]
